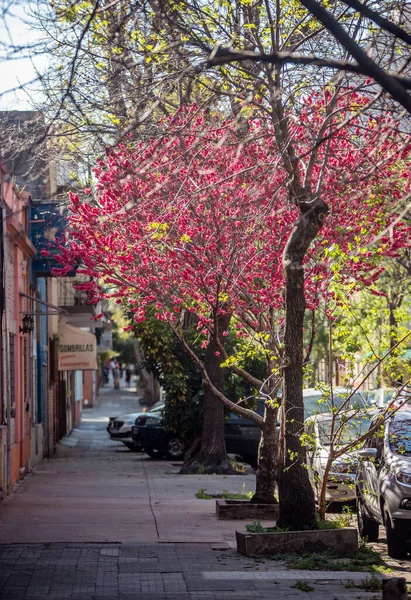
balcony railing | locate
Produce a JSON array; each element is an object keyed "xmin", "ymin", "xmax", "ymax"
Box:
[{"xmin": 58, "ymin": 277, "xmax": 92, "ymax": 309}]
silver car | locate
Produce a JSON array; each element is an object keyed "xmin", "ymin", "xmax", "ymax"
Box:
[
  {"xmin": 306, "ymin": 412, "xmax": 372, "ymax": 502},
  {"xmin": 356, "ymin": 409, "xmax": 411, "ymax": 558},
  {"xmin": 107, "ymin": 403, "xmax": 165, "ymax": 450},
  {"xmin": 303, "ymin": 387, "xmax": 368, "ymax": 417},
  {"xmin": 365, "ymin": 388, "xmax": 397, "ymax": 408}
]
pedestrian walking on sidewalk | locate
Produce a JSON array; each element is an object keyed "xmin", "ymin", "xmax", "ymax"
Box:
[
  {"xmin": 125, "ymin": 368, "xmax": 131, "ymax": 388},
  {"xmin": 113, "ymin": 362, "xmax": 121, "ymax": 390}
]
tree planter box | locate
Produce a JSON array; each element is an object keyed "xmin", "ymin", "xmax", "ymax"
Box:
[
  {"xmin": 236, "ymin": 527, "xmax": 358, "ymax": 557},
  {"xmin": 216, "ymin": 500, "xmax": 279, "ymax": 520}
]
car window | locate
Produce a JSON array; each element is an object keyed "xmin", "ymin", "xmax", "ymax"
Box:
[
  {"xmin": 317, "ymin": 414, "xmax": 371, "ymax": 447},
  {"xmin": 333, "ymin": 392, "xmax": 365, "ymax": 410},
  {"xmin": 384, "ymin": 390, "xmax": 396, "ymax": 404},
  {"xmin": 256, "ymin": 400, "xmax": 265, "ymax": 416},
  {"xmin": 303, "ymin": 390, "xmax": 365, "ymax": 416},
  {"xmin": 228, "ymin": 401, "xmax": 264, "ymax": 421},
  {"xmin": 389, "ymin": 420, "xmax": 411, "ymax": 455},
  {"xmin": 366, "ymin": 428, "xmax": 377, "ymax": 448},
  {"xmin": 367, "ymin": 391, "xmax": 378, "ymax": 405},
  {"xmin": 375, "ymin": 433, "xmax": 384, "ymax": 459},
  {"xmin": 366, "ymin": 419, "xmax": 385, "ymax": 459},
  {"xmin": 303, "ymin": 394, "xmax": 323, "ymax": 416}
]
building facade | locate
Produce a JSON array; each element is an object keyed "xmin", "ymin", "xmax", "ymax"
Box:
[
  {"xmin": 0, "ymin": 112, "xmax": 102, "ymax": 498},
  {"xmin": 0, "ymin": 166, "xmax": 39, "ymax": 490}
]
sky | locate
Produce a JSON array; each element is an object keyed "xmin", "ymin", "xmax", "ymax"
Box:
[{"xmin": 0, "ymin": 1, "xmax": 48, "ymax": 109}]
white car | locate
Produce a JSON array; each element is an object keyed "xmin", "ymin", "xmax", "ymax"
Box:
[
  {"xmin": 356, "ymin": 408, "xmax": 411, "ymax": 558},
  {"xmin": 107, "ymin": 403, "xmax": 165, "ymax": 450},
  {"xmin": 303, "ymin": 387, "xmax": 368, "ymax": 418},
  {"xmin": 306, "ymin": 411, "xmax": 372, "ymax": 502},
  {"xmin": 365, "ymin": 388, "xmax": 397, "ymax": 408}
]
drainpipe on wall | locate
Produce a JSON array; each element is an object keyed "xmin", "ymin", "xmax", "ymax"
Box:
[
  {"xmin": 1, "ymin": 197, "xmax": 11, "ymax": 493},
  {"xmin": 38, "ymin": 278, "xmax": 48, "ymax": 457}
]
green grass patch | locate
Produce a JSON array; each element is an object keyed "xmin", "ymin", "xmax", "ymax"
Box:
[
  {"xmin": 316, "ymin": 505, "xmax": 353, "ymax": 530},
  {"xmin": 291, "ymin": 581, "xmax": 315, "ymax": 592},
  {"xmin": 245, "ymin": 517, "xmax": 341, "ymax": 534},
  {"xmin": 245, "ymin": 507, "xmax": 352, "ymax": 534},
  {"xmin": 195, "ymin": 484, "xmax": 253, "ymax": 500},
  {"xmin": 245, "ymin": 520, "xmax": 289, "ymax": 533},
  {"xmin": 230, "ymin": 459, "xmax": 248, "ymax": 474},
  {"xmin": 246, "ymin": 521, "xmax": 274, "ymax": 533},
  {"xmin": 315, "ymin": 516, "xmax": 339, "ymax": 530},
  {"xmin": 195, "ymin": 488, "xmax": 213, "ymax": 499},
  {"xmin": 269, "ymin": 544, "xmax": 390, "ymax": 574},
  {"xmin": 344, "ymin": 575, "xmax": 382, "ymax": 592}
]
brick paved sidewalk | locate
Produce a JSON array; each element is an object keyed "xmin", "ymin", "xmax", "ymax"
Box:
[{"xmin": 0, "ymin": 542, "xmax": 383, "ymax": 600}]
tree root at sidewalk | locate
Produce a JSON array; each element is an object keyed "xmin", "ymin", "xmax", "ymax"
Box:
[
  {"xmin": 179, "ymin": 456, "xmax": 239, "ymax": 475},
  {"xmin": 179, "ymin": 436, "xmax": 241, "ymax": 475},
  {"xmin": 248, "ymin": 493, "xmax": 278, "ymax": 504}
]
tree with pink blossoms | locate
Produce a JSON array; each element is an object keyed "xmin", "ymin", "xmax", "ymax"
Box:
[{"xmin": 54, "ymin": 95, "xmax": 411, "ymax": 529}]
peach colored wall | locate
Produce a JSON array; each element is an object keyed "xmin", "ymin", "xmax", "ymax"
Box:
[
  {"xmin": 5, "ymin": 181, "xmax": 35, "ymax": 492},
  {"xmin": 82, "ymin": 371, "xmax": 94, "ymax": 408},
  {"xmin": 21, "ymin": 436, "xmax": 30, "ymax": 473},
  {"xmin": 10, "ymin": 444, "xmax": 20, "ymax": 487},
  {"xmin": 10, "ymin": 437, "xmax": 31, "ymax": 487},
  {"xmin": 0, "ymin": 427, "xmax": 8, "ymax": 497}
]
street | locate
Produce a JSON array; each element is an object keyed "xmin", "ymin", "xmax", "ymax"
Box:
[{"xmin": 0, "ymin": 384, "xmax": 400, "ymax": 599}]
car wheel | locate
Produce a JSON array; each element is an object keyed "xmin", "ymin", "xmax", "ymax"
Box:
[
  {"xmin": 357, "ymin": 494, "xmax": 379, "ymax": 542},
  {"xmin": 385, "ymin": 511, "xmax": 408, "ymax": 559},
  {"xmin": 164, "ymin": 435, "xmax": 186, "ymax": 460},
  {"xmin": 145, "ymin": 447, "xmax": 164, "ymax": 459}
]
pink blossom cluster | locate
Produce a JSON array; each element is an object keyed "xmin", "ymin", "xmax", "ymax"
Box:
[{"xmin": 52, "ymin": 98, "xmax": 411, "ymax": 341}]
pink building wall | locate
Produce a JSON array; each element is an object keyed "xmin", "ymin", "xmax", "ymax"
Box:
[{"xmin": 4, "ymin": 179, "xmax": 36, "ymax": 486}]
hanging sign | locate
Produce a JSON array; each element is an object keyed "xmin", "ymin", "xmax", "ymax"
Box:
[{"xmin": 58, "ymin": 321, "xmax": 97, "ymax": 371}]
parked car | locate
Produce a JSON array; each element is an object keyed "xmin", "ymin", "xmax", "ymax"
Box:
[
  {"xmin": 224, "ymin": 400, "xmax": 266, "ymax": 465},
  {"xmin": 133, "ymin": 390, "xmax": 367, "ymax": 463},
  {"xmin": 132, "ymin": 399, "xmax": 268, "ymax": 463},
  {"xmin": 356, "ymin": 409, "xmax": 411, "ymax": 558},
  {"xmin": 231, "ymin": 387, "xmax": 357, "ymax": 464},
  {"xmin": 132, "ymin": 411, "xmax": 185, "ymax": 459},
  {"xmin": 305, "ymin": 411, "xmax": 372, "ymax": 502},
  {"xmin": 107, "ymin": 403, "xmax": 165, "ymax": 451},
  {"xmin": 303, "ymin": 387, "xmax": 368, "ymax": 417}
]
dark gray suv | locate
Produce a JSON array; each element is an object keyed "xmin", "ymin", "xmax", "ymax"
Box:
[{"xmin": 356, "ymin": 409, "xmax": 411, "ymax": 558}]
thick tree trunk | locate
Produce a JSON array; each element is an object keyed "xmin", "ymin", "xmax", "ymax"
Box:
[
  {"xmin": 278, "ymin": 192, "xmax": 328, "ymax": 530},
  {"xmin": 180, "ymin": 315, "xmax": 236, "ymax": 474},
  {"xmin": 251, "ymin": 402, "xmax": 279, "ymax": 504},
  {"xmin": 278, "ymin": 262, "xmax": 316, "ymax": 529},
  {"xmin": 133, "ymin": 339, "xmax": 160, "ymax": 404}
]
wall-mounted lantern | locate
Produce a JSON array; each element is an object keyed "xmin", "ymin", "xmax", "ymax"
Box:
[{"xmin": 20, "ymin": 314, "xmax": 34, "ymax": 334}]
